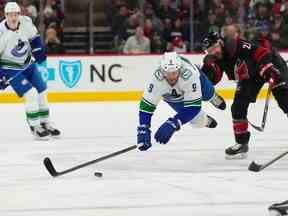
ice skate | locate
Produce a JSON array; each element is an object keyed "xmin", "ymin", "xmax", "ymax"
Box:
[
  {"xmin": 41, "ymin": 122, "xmax": 61, "ymax": 138},
  {"xmin": 225, "ymin": 143, "xmax": 248, "ymax": 159},
  {"xmin": 30, "ymin": 125, "xmax": 50, "ymax": 141},
  {"xmin": 206, "ymin": 115, "xmax": 217, "ymax": 128}
]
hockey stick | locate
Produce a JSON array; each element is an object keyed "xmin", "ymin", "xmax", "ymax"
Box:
[
  {"xmin": 43, "ymin": 145, "xmax": 137, "ymax": 177},
  {"xmin": 248, "ymin": 85, "xmax": 272, "ymax": 132},
  {"xmin": 248, "ymin": 150, "xmax": 288, "ymax": 172}
]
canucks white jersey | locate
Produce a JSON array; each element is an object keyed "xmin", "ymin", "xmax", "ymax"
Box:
[
  {"xmin": 0, "ymin": 16, "xmax": 38, "ymax": 70},
  {"xmin": 142, "ymin": 60, "xmax": 202, "ymax": 110}
]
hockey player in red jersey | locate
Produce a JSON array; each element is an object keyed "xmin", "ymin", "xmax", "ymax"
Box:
[{"xmin": 201, "ymin": 29, "xmax": 288, "ymax": 159}]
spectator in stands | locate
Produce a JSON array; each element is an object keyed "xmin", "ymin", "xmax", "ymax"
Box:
[
  {"xmin": 254, "ymin": 20, "xmax": 272, "ymax": 49},
  {"xmin": 105, "ymin": 0, "xmax": 126, "ymax": 26},
  {"xmin": 168, "ymin": 36, "xmax": 187, "ymax": 53},
  {"xmin": 161, "ymin": 18, "xmax": 173, "ymax": 43},
  {"xmin": 43, "ymin": 0, "xmax": 64, "ymax": 31},
  {"xmin": 123, "ymin": 13, "xmax": 140, "ymax": 39},
  {"xmin": 112, "ymin": 4, "xmax": 130, "ymax": 41},
  {"xmin": 157, "ymin": 0, "xmax": 177, "ymax": 21},
  {"xmin": 224, "ymin": 12, "xmax": 235, "ymax": 26},
  {"xmin": 21, "ymin": 0, "xmax": 38, "ymax": 23},
  {"xmin": 143, "ymin": 18, "xmax": 154, "ymax": 40},
  {"xmin": 45, "ymin": 27, "xmax": 65, "ymax": 54},
  {"xmin": 271, "ymin": 13, "xmax": 288, "ymax": 49},
  {"xmin": 203, "ymin": 9, "xmax": 220, "ymax": 35},
  {"xmin": 143, "ymin": 3, "xmax": 163, "ymax": 33},
  {"xmin": 171, "ymin": 17, "xmax": 189, "ymax": 42},
  {"xmin": 151, "ymin": 31, "xmax": 165, "ymax": 53},
  {"xmin": 123, "ymin": 26, "xmax": 151, "ymax": 54},
  {"xmin": 254, "ymin": 2, "xmax": 271, "ymax": 23}
]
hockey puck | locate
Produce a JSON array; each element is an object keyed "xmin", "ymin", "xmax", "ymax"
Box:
[{"xmin": 94, "ymin": 172, "xmax": 103, "ymax": 177}]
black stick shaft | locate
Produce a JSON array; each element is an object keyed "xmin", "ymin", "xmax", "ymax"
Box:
[
  {"xmin": 48, "ymin": 145, "xmax": 137, "ymax": 177},
  {"xmin": 259, "ymin": 151, "xmax": 288, "ymax": 170},
  {"xmin": 249, "ymin": 86, "xmax": 271, "ymax": 132}
]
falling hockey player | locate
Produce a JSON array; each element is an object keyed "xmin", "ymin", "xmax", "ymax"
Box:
[
  {"xmin": 201, "ymin": 29, "xmax": 288, "ymax": 159},
  {"xmin": 136, "ymin": 51, "xmax": 226, "ymax": 151},
  {"xmin": 0, "ymin": 2, "xmax": 60, "ymax": 140}
]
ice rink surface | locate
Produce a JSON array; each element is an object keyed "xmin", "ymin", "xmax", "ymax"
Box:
[{"xmin": 0, "ymin": 99, "xmax": 287, "ymax": 216}]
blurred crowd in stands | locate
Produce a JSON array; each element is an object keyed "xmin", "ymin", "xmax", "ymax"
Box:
[
  {"xmin": 0, "ymin": 0, "xmax": 65, "ymax": 54},
  {"xmin": 106, "ymin": 0, "xmax": 288, "ymax": 54}
]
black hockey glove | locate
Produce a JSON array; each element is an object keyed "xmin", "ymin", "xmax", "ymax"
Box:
[
  {"xmin": 259, "ymin": 63, "xmax": 284, "ymax": 89},
  {"xmin": 202, "ymin": 55, "xmax": 223, "ymax": 85}
]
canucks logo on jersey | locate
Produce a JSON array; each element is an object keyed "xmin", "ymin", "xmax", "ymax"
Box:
[
  {"xmin": 11, "ymin": 39, "xmax": 30, "ymax": 57},
  {"xmin": 59, "ymin": 60, "xmax": 82, "ymax": 88}
]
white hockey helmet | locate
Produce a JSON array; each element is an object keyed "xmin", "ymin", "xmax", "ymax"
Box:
[
  {"xmin": 4, "ymin": 2, "xmax": 21, "ymax": 14},
  {"xmin": 160, "ymin": 52, "xmax": 182, "ymax": 74}
]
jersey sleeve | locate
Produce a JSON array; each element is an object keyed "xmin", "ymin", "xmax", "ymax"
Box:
[
  {"xmin": 139, "ymin": 70, "xmax": 165, "ymax": 126},
  {"xmin": 22, "ymin": 16, "xmax": 38, "ymax": 39},
  {"xmin": 22, "ymin": 16, "xmax": 47, "ymax": 64}
]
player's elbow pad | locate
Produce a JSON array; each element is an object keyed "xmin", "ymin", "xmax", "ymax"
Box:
[{"xmin": 30, "ymin": 35, "xmax": 47, "ymax": 64}]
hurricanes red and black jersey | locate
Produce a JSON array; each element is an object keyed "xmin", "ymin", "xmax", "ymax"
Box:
[{"xmin": 202, "ymin": 37, "xmax": 288, "ymax": 85}]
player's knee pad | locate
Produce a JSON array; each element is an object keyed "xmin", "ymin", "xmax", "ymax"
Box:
[
  {"xmin": 200, "ymin": 72, "xmax": 215, "ymax": 101},
  {"xmin": 189, "ymin": 110, "xmax": 208, "ymax": 128},
  {"xmin": 9, "ymin": 72, "xmax": 33, "ymax": 97}
]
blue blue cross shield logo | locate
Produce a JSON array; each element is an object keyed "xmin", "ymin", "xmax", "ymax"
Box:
[{"xmin": 59, "ymin": 60, "xmax": 82, "ymax": 88}]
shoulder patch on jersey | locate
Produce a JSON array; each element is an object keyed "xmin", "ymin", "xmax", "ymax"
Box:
[
  {"xmin": 21, "ymin": 15, "xmax": 33, "ymax": 23},
  {"xmin": 153, "ymin": 68, "xmax": 164, "ymax": 81},
  {"xmin": 181, "ymin": 68, "xmax": 192, "ymax": 80}
]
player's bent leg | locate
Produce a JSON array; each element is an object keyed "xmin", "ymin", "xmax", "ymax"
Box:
[
  {"xmin": 189, "ymin": 110, "xmax": 217, "ymax": 128},
  {"xmin": 268, "ymin": 200, "xmax": 288, "ymax": 216},
  {"xmin": 24, "ymin": 88, "xmax": 49, "ymax": 140},
  {"xmin": 27, "ymin": 64, "xmax": 61, "ymax": 138}
]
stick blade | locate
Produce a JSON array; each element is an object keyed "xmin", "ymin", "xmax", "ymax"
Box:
[
  {"xmin": 43, "ymin": 157, "xmax": 58, "ymax": 177},
  {"xmin": 248, "ymin": 161, "xmax": 262, "ymax": 172}
]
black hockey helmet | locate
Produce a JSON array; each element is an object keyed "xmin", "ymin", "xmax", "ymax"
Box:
[{"xmin": 202, "ymin": 31, "xmax": 221, "ymax": 50}]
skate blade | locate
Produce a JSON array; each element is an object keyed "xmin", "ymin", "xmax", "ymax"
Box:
[
  {"xmin": 225, "ymin": 153, "xmax": 248, "ymax": 160},
  {"xmin": 34, "ymin": 136, "xmax": 50, "ymax": 141},
  {"xmin": 50, "ymin": 134, "xmax": 61, "ymax": 139}
]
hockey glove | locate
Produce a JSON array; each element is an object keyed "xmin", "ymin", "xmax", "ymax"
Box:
[
  {"xmin": 154, "ymin": 117, "xmax": 181, "ymax": 144},
  {"xmin": 137, "ymin": 125, "xmax": 152, "ymax": 151},
  {"xmin": 0, "ymin": 75, "xmax": 9, "ymax": 90},
  {"xmin": 260, "ymin": 64, "xmax": 284, "ymax": 89}
]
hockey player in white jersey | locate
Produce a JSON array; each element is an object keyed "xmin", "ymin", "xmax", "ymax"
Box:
[
  {"xmin": 137, "ymin": 52, "xmax": 226, "ymax": 150},
  {"xmin": 0, "ymin": 2, "xmax": 60, "ymax": 140}
]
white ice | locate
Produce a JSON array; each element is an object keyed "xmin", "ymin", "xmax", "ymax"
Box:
[{"xmin": 0, "ymin": 99, "xmax": 287, "ymax": 216}]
